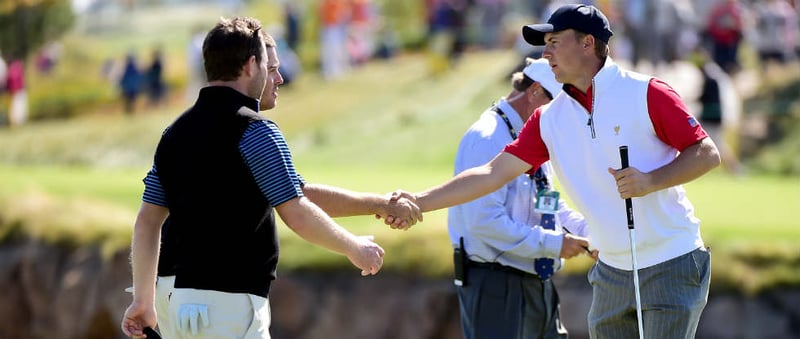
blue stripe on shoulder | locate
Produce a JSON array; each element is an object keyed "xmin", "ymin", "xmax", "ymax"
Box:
[
  {"xmin": 240, "ymin": 121, "xmax": 304, "ymax": 206},
  {"xmin": 142, "ymin": 166, "xmax": 168, "ymax": 207}
]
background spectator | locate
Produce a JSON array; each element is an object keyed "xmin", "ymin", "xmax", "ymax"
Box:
[
  {"xmin": 706, "ymin": 0, "xmax": 745, "ymax": 73},
  {"xmin": 118, "ymin": 52, "xmax": 142, "ymax": 115},
  {"xmin": 185, "ymin": 25, "xmax": 207, "ymax": 104},
  {"xmin": 284, "ymin": 2, "xmax": 302, "ymax": 52},
  {"xmin": 750, "ymin": 0, "xmax": 799, "ymax": 70},
  {"xmin": 426, "ymin": 0, "xmax": 469, "ymax": 75},
  {"xmin": 692, "ymin": 47, "xmax": 744, "ymax": 174},
  {"xmin": 7, "ymin": 58, "xmax": 27, "ymax": 127},
  {"xmin": 145, "ymin": 46, "xmax": 166, "ymax": 107},
  {"xmin": 269, "ymin": 25, "xmax": 302, "ymax": 87},
  {"xmin": 35, "ymin": 42, "xmax": 62, "ymax": 75},
  {"xmin": 476, "ymin": 0, "xmax": 508, "ymax": 49},
  {"xmin": 319, "ymin": 0, "xmax": 351, "ymax": 80},
  {"xmin": 347, "ymin": 0, "xmax": 377, "ymax": 66}
]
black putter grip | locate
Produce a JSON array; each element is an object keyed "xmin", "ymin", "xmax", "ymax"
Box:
[
  {"xmin": 619, "ymin": 146, "xmax": 635, "ymax": 229},
  {"xmin": 620, "ymin": 146, "xmax": 629, "ymax": 169},
  {"xmin": 143, "ymin": 327, "xmax": 162, "ymax": 339}
]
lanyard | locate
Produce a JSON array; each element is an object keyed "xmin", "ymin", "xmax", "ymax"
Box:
[{"xmin": 492, "ymin": 106, "xmax": 518, "ymax": 140}]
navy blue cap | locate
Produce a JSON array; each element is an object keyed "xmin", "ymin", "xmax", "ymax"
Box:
[{"xmin": 523, "ymin": 4, "xmax": 613, "ymax": 46}]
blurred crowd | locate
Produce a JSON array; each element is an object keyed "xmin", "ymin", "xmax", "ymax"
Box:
[
  {"xmin": 306, "ymin": 0, "xmax": 397, "ymax": 80},
  {"xmin": 0, "ymin": 0, "xmax": 798, "ymax": 127},
  {"xmin": 225, "ymin": 0, "xmax": 800, "ymax": 82},
  {"xmin": 101, "ymin": 46, "xmax": 167, "ymax": 115},
  {"xmin": 507, "ymin": 0, "xmax": 800, "ymax": 76}
]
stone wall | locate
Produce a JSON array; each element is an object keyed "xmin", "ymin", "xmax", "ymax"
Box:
[{"xmin": 0, "ymin": 241, "xmax": 798, "ymax": 338}]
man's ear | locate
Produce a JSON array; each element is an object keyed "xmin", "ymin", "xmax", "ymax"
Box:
[
  {"xmin": 526, "ymin": 83, "xmax": 539, "ymax": 102},
  {"xmin": 583, "ymin": 35, "xmax": 595, "ymax": 50},
  {"xmin": 243, "ymin": 55, "xmax": 257, "ymax": 77}
]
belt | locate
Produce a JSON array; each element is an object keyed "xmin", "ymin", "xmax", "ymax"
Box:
[{"xmin": 467, "ymin": 260, "xmax": 541, "ymax": 280}]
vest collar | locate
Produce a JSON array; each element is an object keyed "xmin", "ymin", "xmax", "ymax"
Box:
[
  {"xmin": 562, "ymin": 57, "xmax": 620, "ymax": 103},
  {"xmin": 591, "ymin": 57, "xmax": 621, "ymax": 89},
  {"xmin": 196, "ymin": 86, "xmax": 260, "ymax": 113}
]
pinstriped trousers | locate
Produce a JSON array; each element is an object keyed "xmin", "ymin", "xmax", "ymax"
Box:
[{"xmin": 588, "ymin": 247, "xmax": 711, "ymax": 339}]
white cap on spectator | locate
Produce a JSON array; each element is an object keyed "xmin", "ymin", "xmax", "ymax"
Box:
[{"xmin": 522, "ymin": 58, "xmax": 562, "ymax": 97}]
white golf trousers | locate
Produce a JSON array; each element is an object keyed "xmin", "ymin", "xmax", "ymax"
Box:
[{"xmin": 165, "ymin": 285, "xmax": 271, "ymax": 339}]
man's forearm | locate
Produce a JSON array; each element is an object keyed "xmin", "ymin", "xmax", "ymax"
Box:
[
  {"xmin": 417, "ymin": 153, "xmax": 529, "ymax": 212},
  {"xmin": 649, "ymin": 138, "xmax": 721, "ymax": 191},
  {"xmin": 302, "ymin": 183, "xmax": 384, "ymax": 218},
  {"xmin": 131, "ymin": 203, "xmax": 169, "ymax": 304},
  {"xmin": 277, "ymin": 196, "xmax": 385, "ymax": 276},
  {"xmin": 276, "ymin": 197, "xmax": 358, "ymax": 255}
]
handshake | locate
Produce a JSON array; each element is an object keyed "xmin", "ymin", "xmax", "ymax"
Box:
[
  {"xmin": 330, "ymin": 185, "xmax": 597, "ymax": 278},
  {"xmin": 374, "ymin": 190, "xmax": 422, "ymax": 230}
]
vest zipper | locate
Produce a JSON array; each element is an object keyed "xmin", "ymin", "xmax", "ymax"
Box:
[{"xmin": 589, "ymin": 78, "xmax": 597, "ymax": 139}]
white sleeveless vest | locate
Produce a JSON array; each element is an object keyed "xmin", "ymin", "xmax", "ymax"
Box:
[{"xmin": 538, "ymin": 58, "xmax": 703, "ymax": 270}]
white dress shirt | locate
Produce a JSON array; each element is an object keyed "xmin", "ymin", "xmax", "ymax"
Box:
[{"xmin": 447, "ymin": 98, "xmax": 589, "ymax": 275}]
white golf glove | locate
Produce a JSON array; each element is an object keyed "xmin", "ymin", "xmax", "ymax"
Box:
[{"xmin": 176, "ymin": 303, "xmax": 210, "ymax": 336}]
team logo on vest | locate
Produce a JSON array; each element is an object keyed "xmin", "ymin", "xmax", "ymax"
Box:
[{"xmin": 614, "ymin": 125, "xmax": 620, "ymax": 135}]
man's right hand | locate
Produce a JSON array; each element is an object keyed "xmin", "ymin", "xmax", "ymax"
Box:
[
  {"xmin": 121, "ymin": 301, "xmax": 157, "ymax": 338},
  {"xmin": 560, "ymin": 234, "xmax": 598, "ymax": 259},
  {"xmin": 379, "ymin": 190, "xmax": 421, "ymax": 229},
  {"xmin": 347, "ymin": 235, "xmax": 386, "ymax": 276},
  {"xmin": 377, "ymin": 194, "xmax": 422, "ymax": 230}
]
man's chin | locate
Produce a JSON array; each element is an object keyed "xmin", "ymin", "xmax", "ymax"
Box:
[{"xmin": 260, "ymin": 102, "xmax": 276, "ymax": 111}]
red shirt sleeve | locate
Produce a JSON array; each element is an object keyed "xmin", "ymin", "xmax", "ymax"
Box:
[
  {"xmin": 647, "ymin": 78, "xmax": 708, "ymax": 151},
  {"xmin": 503, "ymin": 106, "xmax": 549, "ymax": 174}
]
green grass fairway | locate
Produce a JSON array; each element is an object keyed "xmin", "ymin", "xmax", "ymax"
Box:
[
  {"xmin": 686, "ymin": 172, "xmax": 800, "ymax": 244},
  {"xmin": 0, "ymin": 162, "xmax": 797, "ymax": 292}
]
